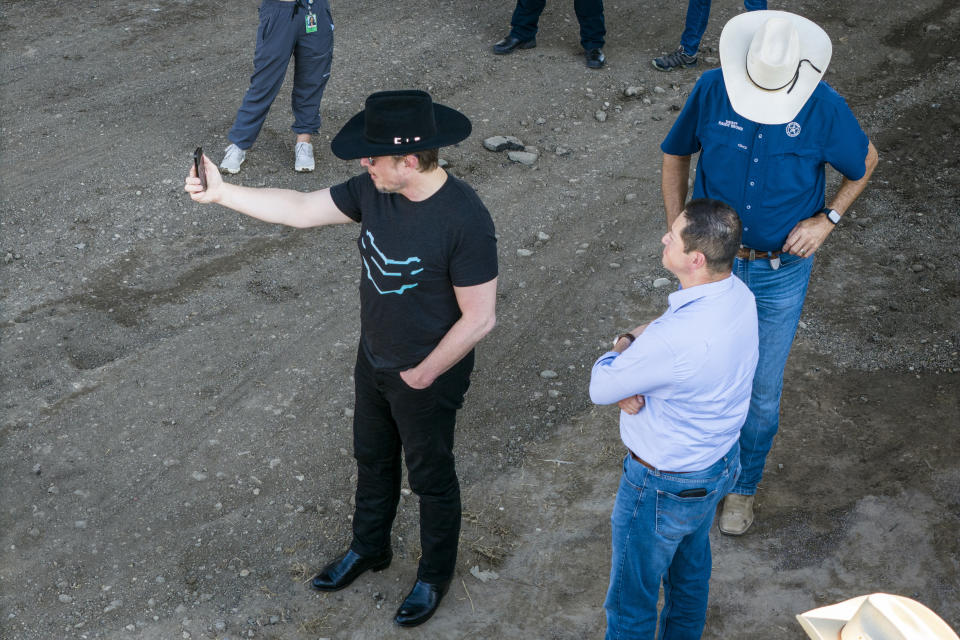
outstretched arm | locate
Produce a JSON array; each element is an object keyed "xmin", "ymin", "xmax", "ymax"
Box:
[{"xmin": 184, "ymin": 153, "xmax": 353, "ymax": 228}]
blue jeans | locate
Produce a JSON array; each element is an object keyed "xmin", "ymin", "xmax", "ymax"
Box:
[
  {"xmin": 731, "ymin": 253, "xmax": 814, "ymax": 496},
  {"xmin": 509, "ymin": 0, "xmax": 606, "ymax": 50},
  {"xmin": 605, "ymin": 445, "xmax": 739, "ymax": 640},
  {"xmin": 680, "ymin": 0, "xmax": 766, "ymax": 56},
  {"xmin": 229, "ymin": 0, "xmax": 334, "ymax": 149}
]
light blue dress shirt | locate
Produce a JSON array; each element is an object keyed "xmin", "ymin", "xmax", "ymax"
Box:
[{"xmin": 590, "ymin": 275, "xmax": 759, "ymax": 471}]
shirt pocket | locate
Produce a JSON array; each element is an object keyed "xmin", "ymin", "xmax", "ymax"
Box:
[{"xmin": 700, "ymin": 124, "xmax": 750, "ymax": 165}]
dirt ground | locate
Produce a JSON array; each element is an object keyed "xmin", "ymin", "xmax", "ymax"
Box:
[{"xmin": 1, "ymin": 0, "xmax": 958, "ymax": 638}]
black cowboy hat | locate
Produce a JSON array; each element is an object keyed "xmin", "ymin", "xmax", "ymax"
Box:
[{"xmin": 330, "ymin": 90, "xmax": 472, "ymax": 160}]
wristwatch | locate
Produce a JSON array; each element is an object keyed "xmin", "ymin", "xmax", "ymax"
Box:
[
  {"xmin": 612, "ymin": 332, "xmax": 636, "ymax": 349},
  {"xmin": 820, "ymin": 207, "xmax": 842, "ymax": 225}
]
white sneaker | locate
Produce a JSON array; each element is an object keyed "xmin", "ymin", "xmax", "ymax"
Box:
[
  {"xmin": 295, "ymin": 142, "xmax": 315, "ymax": 172},
  {"xmin": 220, "ymin": 144, "xmax": 246, "ymax": 174}
]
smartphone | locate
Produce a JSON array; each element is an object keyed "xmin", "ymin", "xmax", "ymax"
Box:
[{"xmin": 193, "ymin": 147, "xmax": 207, "ymax": 190}]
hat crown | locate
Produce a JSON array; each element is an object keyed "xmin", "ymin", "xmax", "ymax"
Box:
[
  {"xmin": 746, "ymin": 17, "xmax": 802, "ymax": 90},
  {"xmin": 841, "ymin": 594, "xmax": 960, "ymax": 640},
  {"xmin": 363, "ymin": 90, "xmax": 437, "ymax": 147}
]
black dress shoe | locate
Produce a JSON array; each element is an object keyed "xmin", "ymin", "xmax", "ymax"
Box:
[
  {"xmin": 492, "ymin": 35, "xmax": 536, "ymax": 55},
  {"xmin": 585, "ymin": 47, "xmax": 606, "ymax": 69},
  {"xmin": 310, "ymin": 549, "xmax": 391, "ymax": 592},
  {"xmin": 394, "ymin": 579, "xmax": 450, "ymax": 627}
]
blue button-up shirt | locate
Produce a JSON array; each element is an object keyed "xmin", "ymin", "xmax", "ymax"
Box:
[
  {"xmin": 662, "ymin": 69, "xmax": 869, "ymax": 251},
  {"xmin": 589, "ymin": 275, "xmax": 759, "ymax": 471}
]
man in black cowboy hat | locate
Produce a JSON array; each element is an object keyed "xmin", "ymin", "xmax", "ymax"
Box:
[{"xmin": 186, "ymin": 90, "xmax": 498, "ymax": 627}]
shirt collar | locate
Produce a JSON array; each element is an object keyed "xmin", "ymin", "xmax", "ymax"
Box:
[{"xmin": 667, "ymin": 274, "xmax": 735, "ymax": 312}]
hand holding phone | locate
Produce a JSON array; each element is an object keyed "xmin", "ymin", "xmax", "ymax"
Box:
[{"xmin": 193, "ymin": 147, "xmax": 207, "ymax": 191}]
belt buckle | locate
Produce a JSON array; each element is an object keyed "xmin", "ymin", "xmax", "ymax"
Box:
[
  {"xmin": 748, "ymin": 248, "xmax": 756, "ymax": 261},
  {"xmin": 770, "ymin": 255, "xmax": 781, "ymax": 270}
]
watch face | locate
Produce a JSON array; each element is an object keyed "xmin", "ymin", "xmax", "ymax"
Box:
[{"xmin": 827, "ymin": 209, "xmax": 841, "ymax": 224}]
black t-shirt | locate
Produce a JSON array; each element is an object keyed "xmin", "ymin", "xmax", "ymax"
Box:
[{"xmin": 330, "ymin": 172, "xmax": 498, "ymax": 369}]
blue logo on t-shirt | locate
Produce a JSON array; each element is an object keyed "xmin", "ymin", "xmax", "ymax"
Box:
[{"xmin": 360, "ymin": 230, "xmax": 423, "ymax": 295}]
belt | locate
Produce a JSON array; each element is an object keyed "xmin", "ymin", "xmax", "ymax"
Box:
[
  {"xmin": 629, "ymin": 450, "xmax": 691, "ymax": 474},
  {"xmin": 736, "ymin": 247, "xmax": 781, "ymax": 260}
]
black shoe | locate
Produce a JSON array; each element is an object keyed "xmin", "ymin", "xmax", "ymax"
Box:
[
  {"xmin": 492, "ymin": 35, "xmax": 536, "ymax": 55},
  {"xmin": 394, "ymin": 579, "xmax": 450, "ymax": 627},
  {"xmin": 585, "ymin": 47, "xmax": 606, "ymax": 69},
  {"xmin": 310, "ymin": 549, "xmax": 391, "ymax": 592},
  {"xmin": 652, "ymin": 46, "xmax": 698, "ymax": 71}
]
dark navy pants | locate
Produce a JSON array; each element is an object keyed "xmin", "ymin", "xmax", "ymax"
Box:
[
  {"xmin": 228, "ymin": 0, "xmax": 333, "ymax": 149},
  {"xmin": 509, "ymin": 0, "xmax": 605, "ymax": 50},
  {"xmin": 349, "ymin": 346, "xmax": 474, "ymax": 584}
]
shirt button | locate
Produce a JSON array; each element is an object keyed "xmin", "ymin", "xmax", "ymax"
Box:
[
  {"xmin": 749, "ymin": 181, "xmax": 755, "ymax": 186},
  {"xmin": 758, "ymin": 133, "xmax": 763, "ymax": 139},
  {"xmin": 746, "ymin": 205, "xmax": 752, "ymax": 210},
  {"xmin": 753, "ymin": 158, "xmax": 759, "ymax": 163}
]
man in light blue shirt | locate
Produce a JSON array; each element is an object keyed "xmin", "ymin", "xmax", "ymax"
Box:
[{"xmin": 590, "ymin": 198, "xmax": 758, "ymax": 639}]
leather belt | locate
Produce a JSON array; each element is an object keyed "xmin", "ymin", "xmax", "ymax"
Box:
[
  {"xmin": 736, "ymin": 247, "xmax": 781, "ymax": 260},
  {"xmin": 629, "ymin": 450, "xmax": 691, "ymax": 474}
]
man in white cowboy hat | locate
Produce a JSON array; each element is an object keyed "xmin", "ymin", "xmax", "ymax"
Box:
[
  {"xmin": 660, "ymin": 11, "xmax": 879, "ymax": 536},
  {"xmin": 797, "ymin": 593, "xmax": 959, "ymax": 640},
  {"xmin": 185, "ymin": 90, "xmax": 498, "ymax": 627}
]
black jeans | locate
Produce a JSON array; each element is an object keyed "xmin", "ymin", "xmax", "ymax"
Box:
[
  {"xmin": 349, "ymin": 345, "xmax": 474, "ymax": 584},
  {"xmin": 509, "ymin": 0, "xmax": 606, "ymax": 50}
]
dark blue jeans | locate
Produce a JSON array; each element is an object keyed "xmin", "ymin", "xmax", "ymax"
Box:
[
  {"xmin": 509, "ymin": 0, "xmax": 606, "ymax": 50},
  {"xmin": 228, "ymin": 0, "xmax": 334, "ymax": 149},
  {"xmin": 731, "ymin": 252, "xmax": 814, "ymax": 496},
  {"xmin": 680, "ymin": 0, "xmax": 766, "ymax": 56},
  {"xmin": 349, "ymin": 346, "xmax": 473, "ymax": 584},
  {"xmin": 605, "ymin": 445, "xmax": 739, "ymax": 640}
]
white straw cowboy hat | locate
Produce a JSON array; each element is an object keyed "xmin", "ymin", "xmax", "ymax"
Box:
[
  {"xmin": 719, "ymin": 10, "xmax": 832, "ymax": 124},
  {"xmin": 797, "ymin": 593, "xmax": 959, "ymax": 640}
]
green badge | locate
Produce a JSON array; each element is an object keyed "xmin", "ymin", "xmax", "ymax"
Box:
[{"xmin": 305, "ymin": 12, "xmax": 318, "ymax": 33}]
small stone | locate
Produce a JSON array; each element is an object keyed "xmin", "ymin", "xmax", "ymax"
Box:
[
  {"xmin": 74, "ymin": 520, "xmax": 87, "ymax": 529},
  {"xmin": 58, "ymin": 594, "xmax": 73, "ymax": 604},
  {"xmin": 540, "ymin": 370, "xmax": 558, "ymax": 379},
  {"xmin": 214, "ymin": 621, "xmax": 227, "ymax": 631},
  {"xmin": 654, "ymin": 86, "xmax": 666, "ymax": 94},
  {"xmin": 911, "ymin": 263, "xmax": 924, "ymax": 272},
  {"xmin": 609, "ymin": 262, "xmax": 621, "ymax": 268},
  {"xmin": 595, "ymin": 110, "xmax": 607, "ymax": 122},
  {"xmin": 653, "ymin": 277, "xmax": 672, "ymax": 288},
  {"xmin": 75, "ymin": 243, "xmax": 86, "ymax": 250},
  {"xmin": 517, "ymin": 248, "xmax": 533, "ymax": 257},
  {"xmin": 507, "ymin": 150, "xmax": 538, "ymax": 165},
  {"xmin": 268, "ymin": 616, "xmax": 280, "ymax": 624},
  {"xmin": 537, "ymin": 232, "xmax": 550, "ymax": 241},
  {"xmin": 642, "ymin": 97, "xmax": 652, "ymax": 105},
  {"xmin": 536, "ymin": 117, "xmax": 546, "ymax": 125},
  {"xmin": 344, "ymin": 407, "xmax": 354, "ymax": 418},
  {"xmin": 191, "ymin": 471, "xmax": 207, "ymax": 481},
  {"xmin": 47, "ymin": 485, "xmax": 59, "ymax": 494},
  {"xmin": 32, "ymin": 464, "xmax": 41, "ymax": 475},
  {"xmin": 624, "ymin": 86, "xmax": 641, "ymax": 97},
  {"xmin": 554, "ymin": 145, "xmax": 570, "ymax": 156},
  {"xmin": 704, "ymin": 56, "xmax": 719, "ymax": 64},
  {"xmin": 625, "ymin": 193, "xmax": 637, "ymax": 201},
  {"xmin": 548, "ymin": 390, "xmax": 560, "ymax": 398},
  {"xmin": 269, "ymin": 458, "xmax": 281, "ymax": 469},
  {"xmin": 239, "ymin": 569, "xmax": 250, "ymax": 577},
  {"xmin": 924, "ymin": 23, "xmax": 942, "ymax": 33},
  {"xmin": 483, "ymin": 135, "xmax": 524, "ymax": 152}
]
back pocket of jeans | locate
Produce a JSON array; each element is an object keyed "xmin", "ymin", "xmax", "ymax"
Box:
[{"xmin": 655, "ymin": 489, "xmax": 718, "ymax": 540}]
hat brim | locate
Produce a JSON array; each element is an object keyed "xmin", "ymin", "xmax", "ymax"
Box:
[
  {"xmin": 330, "ymin": 103, "xmax": 472, "ymax": 160},
  {"xmin": 719, "ymin": 10, "xmax": 832, "ymax": 125},
  {"xmin": 796, "ymin": 595, "xmax": 868, "ymax": 639}
]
